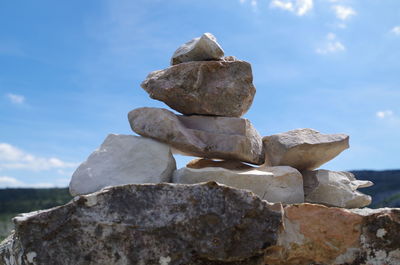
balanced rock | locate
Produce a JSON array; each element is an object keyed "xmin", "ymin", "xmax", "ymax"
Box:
[
  {"xmin": 263, "ymin": 128, "xmax": 349, "ymax": 170},
  {"xmin": 141, "ymin": 60, "xmax": 256, "ymax": 117},
  {"xmin": 171, "ymin": 32, "xmax": 224, "ymax": 65},
  {"xmin": 69, "ymin": 134, "xmax": 176, "ymax": 196},
  {"xmin": 187, "ymin": 158, "xmax": 255, "ymax": 171},
  {"xmin": 303, "ymin": 169, "xmax": 373, "ymax": 208},
  {"xmin": 173, "ymin": 166, "xmax": 304, "ymax": 204},
  {"xmin": 1, "ymin": 182, "xmax": 282, "ymax": 265},
  {"xmin": 128, "ymin": 107, "xmax": 264, "ymax": 164}
]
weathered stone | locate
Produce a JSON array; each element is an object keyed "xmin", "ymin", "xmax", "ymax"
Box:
[
  {"xmin": 128, "ymin": 107, "xmax": 264, "ymax": 164},
  {"xmin": 173, "ymin": 166, "xmax": 304, "ymax": 204},
  {"xmin": 303, "ymin": 169, "xmax": 373, "ymax": 208},
  {"xmin": 263, "ymin": 128, "xmax": 349, "ymax": 170},
  {"xmin": 1, "ymin": 182, "xmax": 283, "ymax": 265},
  {"xmin": 171, "ymin": 33, "xmax": 224, "ymax": 65},
  {"xmin": 187, "ymin": 158, "xmax": 255, "ymax": 170},
  {"xmin": 69, "ymin": 134, "xmax": 176, "ymax": 196},
  {"xmin": 141, "ymin": 60, "xmax": 256, "ymax": 117}
]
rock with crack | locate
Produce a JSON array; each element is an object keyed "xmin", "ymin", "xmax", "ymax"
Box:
[
  {"xmin": 171, "ymin": 32, "xmax": 224, "ymax": 65},
  {"xmin": 303, "ymin": 169, "xmax": 373, "ymax": 208},
  {"xmin": 69, "ymin": 134, "xmax": 176, "ymax": 196},
  {"xmin": 263, "ymin": 128, "xmax": 349, "ymax": 170},
  {"xmin": 141, "ymin": 60, "xmax": 256, "ymax": 117},
  {"xmin": 173, "ymin": 165, "xmax": 304, "ymax": 204},
  {"xmin": 0, "ymin": 182, "xmax": 283, "ymax": 265},
  {"xmin": 128, "ymin": 107, "xmax": 264, "ymax": 165}
]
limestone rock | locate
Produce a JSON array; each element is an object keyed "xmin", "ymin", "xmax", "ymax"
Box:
[
  {"xmin": 128, "ymin": 107, "xmax": 264, "ymax": 164},
  {"xmin": 141, "ymin": 60, "xmax": 256, "ymax": 117},
  {"xmin": 69, "ymin": 134, "xmax": 176, "ymax": 196},
  {"xmin": 263, "ymin": 128, "xmax": 349, "ymax": 170},
  {"xmin": 187, "ymin": 158, "xmax": 255, "ymax": 170},
  {"xmin": 173, "ymin": 166, "xmax": 304, "ymax": 204},
  {"xmin": 303, "ymin": 169, "xmax": 373, "ymax": 208},
  {"xmin": 171, "ymin": 33, "xmax": 224, "ymax": 65},
  {"xmin": 1, "ymin": 182, "xmax": 282, "ymax": 265}
]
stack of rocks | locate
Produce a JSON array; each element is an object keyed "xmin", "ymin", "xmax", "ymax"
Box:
[{"xmin": 69, "ymin": 33, "xmax": 372, "ymax": 209}]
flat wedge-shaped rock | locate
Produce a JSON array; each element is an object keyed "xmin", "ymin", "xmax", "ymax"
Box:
[
  {"xmin": 263, "ymin": 128, "xmax": 349, "ymax": 170},
  {"xmin": 141, "ymin": 60, "xmax": 256, "ymax": 117},
  {"xmin": 69, "ymin": 134, "xmax": 176, "ymax": 196},
  {"xmin": 187, "ymin": 158, "xmax": 255, "ymax": 171},
  {"xmin": 173, "ymin": 165, "xmax": 304, "ymax": 204},
  {"xmin": 1, "ymin": 183, "xmax": 282, "ymax": 265},
  {"xmin": 303, "ymin": 169, "xmax": 373, "ymax": 208},
  {"xmin": 171, "ymin": 32, "xmax": 224, "ymax": 65},
  {"xmin": 128, "ymin": 107, "xmax": 264, "ymax": 164}
]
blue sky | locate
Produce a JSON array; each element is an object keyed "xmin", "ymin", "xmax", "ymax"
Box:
[{"xmin": 1, "ymin": 0, "xmax": 400, "ymax": 188}]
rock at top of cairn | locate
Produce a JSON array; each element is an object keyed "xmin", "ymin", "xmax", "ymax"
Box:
[
  {"xmin": 171, "ymin": 33, "xmax": 224, "ymax": 65},
  {"xmin": 263, "ymin": 128, "xmax": 349, "ymax": 171}
]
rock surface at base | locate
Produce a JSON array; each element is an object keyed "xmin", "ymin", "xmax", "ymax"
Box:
[
  {"xmin": 128, "ymin": 107, "xmax": 264, "ymax": 164},
  {"xmin": 69, "ymin": 134, "xmax": 176, "ymax": 196}
]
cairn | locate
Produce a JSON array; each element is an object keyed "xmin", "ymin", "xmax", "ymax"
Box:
[{"xmin": 69, "ymin": 33, "xmax": 373, "ymax": 209}]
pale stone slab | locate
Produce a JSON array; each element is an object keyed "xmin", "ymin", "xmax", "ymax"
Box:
[
  {"xmin": 171, "ymin": 33, "xmax": 224, "ymax": 65},
  {"xmin": 173, "ymin": 165, "xmax": 304, "ymax": 204},
  {"xmin": 141, "ymin": 60, "xmax": 255, "ymax": 117},
  {"xmin": 128, "ymin": 107, "xmax": 264, "ymax": 165},
  {"xmin": 69, "ymin": 134, "xmax": 176, "ymax": 196},
  {"xmin": 303, "ymin": 169, "xmax": 373, "ymax": 208},
  {"xmin": 263, "ymin": 128, "xmax": 349, "ymax": 170}
]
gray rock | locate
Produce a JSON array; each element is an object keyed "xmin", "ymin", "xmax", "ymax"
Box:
[
  {"xmin": 128, "ymin": 107, "xmax": 264, "ymax": 165},
  {"xmin": 1, "ymin": 182, "xmax": 282, "ymax": 265},
  {"xmin": 141, "ymin": 60, "xmax": 256, "ymax": 117},
  {"xmin": 303, "ymin": 169, "xmax": 373, "ymax": 208},
  {"xmin": 263, "ymin": 128, "xmax": 349, "ymax": 170},
  {"xmin": 171, "ymin": 33, "xmax": 224, "ymax": 65},
  {"xmin": 69, "ymin": 134, "xmax": 176, "ymax": 196},
  {"xmin": 173, "ymin": 166, "xmax": 304, "ymax": 204}
]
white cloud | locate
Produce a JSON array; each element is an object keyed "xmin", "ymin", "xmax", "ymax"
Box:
[
  {"xmin": 376, "ymin": 110, "xmax": 394, "ymax": 119},
  {"xmin": 316, "ymin": 33, "xmax": 346, "ymax": 54},
  {"xmin": 0, "ymin": 143, "xmax": 78, "ymax": 171},
  {"xmin": 6, "ymin": 93, "xmax": 25, "ymax": 104},
  {"xmin": 0, "ymin": 176, "xmax": 56, "ymax": 188},
  {"xmin": 333, "ymin": 5, "xmax": 356, "ymax": 20},
  {"xmin": 270, "ymin": 0, "xmax": 313, "ymax": 16},
  {"xmin": 391, "ymin": 26, "xmax": 400, "ymax": 35}
]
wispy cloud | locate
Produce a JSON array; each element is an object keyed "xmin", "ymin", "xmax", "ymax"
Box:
[
  {"xmin": 333, "ymin": 5, "xmax": 356, "ymax": 20},
  {"xmin": 0, "ymin": 143, "xmax": 78, "ymax": 171},
  {"xmin": 0, "ymin": 176, "xmax": 56, "ymax": 188},
  {"xmin": 391, "ymin": 26, "xmax": 400, "ymax": 35},
  {"xmin": 270, "ymin": 0, "xmax": 313, "ymax": 16},
  {"xmin": 376, "ymin": 110, "xmax": 394, "ymax": 119},
  {"xmin": 316, "ymin": 33, "xmax": 346, "ymax": 54},
  {"xmin": 6, "ymin": 93, "xmax": 25, "ymax": 104}
]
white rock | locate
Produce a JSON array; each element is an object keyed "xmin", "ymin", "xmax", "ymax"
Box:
[
  {"xmin": 69, "ymin": 134, "xmax": 176, "ymax": 196},
  {"xmin": 172, "ymin": 165, "xmax": 304, "ymax": 204},
  {"xmin": 170, "ymin": 33, "xmax": 224, "ymax": 65},
  {"xmin": 263, "ymin": 128, "xmax": 349, "ymax": 170},
  {"xmin": 303, "ymin": 169, "xmax": 373, "ymax": 208}
]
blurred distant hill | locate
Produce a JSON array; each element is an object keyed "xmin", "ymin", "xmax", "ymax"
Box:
[{"xmin": 0, "ymin": 170, "xmax": 399, "ymax": 241}]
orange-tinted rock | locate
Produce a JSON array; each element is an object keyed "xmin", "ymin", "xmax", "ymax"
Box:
[{"xmin": 187, "ymin": 158, "xmax": 255, "ymax": 170}]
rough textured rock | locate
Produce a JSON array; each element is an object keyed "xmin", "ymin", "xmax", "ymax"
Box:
[
  {"xmin": 141, "ymin": 60, "xmax": 256, "ymax": 117},
  {"xmin": 69, "ymin": 134, "xmax": 176, "ymax": 196},
  {"xmin": 0, "ymin": 182, "xmax": 282, "ymax": 265},
  {"xmin": 173, "ymin": 166, "xmax": 304, "ymax": 204},
  {"xmin": 303, "ymin": 169, "xmax": 373, "ymax": 208},
  {"xmin": 263, "ymin": 128, "xmax": 349, "ymax": 170},
  {"xmin": 171, "ymin": 33, "xmax": 224, "ymax": 65},
  {"xmin": 187, "ymin": 158, "xmax": 255, "ymax": 171},
  {"xmin": 128, "ymin": 107, "xmax": 264, "ymax": 164}
]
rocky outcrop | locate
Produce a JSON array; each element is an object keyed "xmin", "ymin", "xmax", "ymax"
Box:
[
  {"xmin": 173, "ymin": 166, "xmax": 304, "ymax": 204},
  {"xmin": 170, "ymin": 33, "xmax": 224, "ymax": 65},
  {"xmin": 303, "ymin": 170, "xmax": 373, "ymax": 208},
  {"xmin": 263, "ymin": 128, "xmax": 349, "ymax": 170},
  {"xmin": 69, "ymin": 134, "xmax": 176, "ymax": 196},
  {"xmin": 141, "ymin": 60, "xmax": 256, "ymax": 117},
  {"xmin": 1, "ymin": 182, "xmax": 282, "ymax": 265},
  {"xmin": 128, "ymin": 107, "xmax": 264, "ymax": 164}
]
